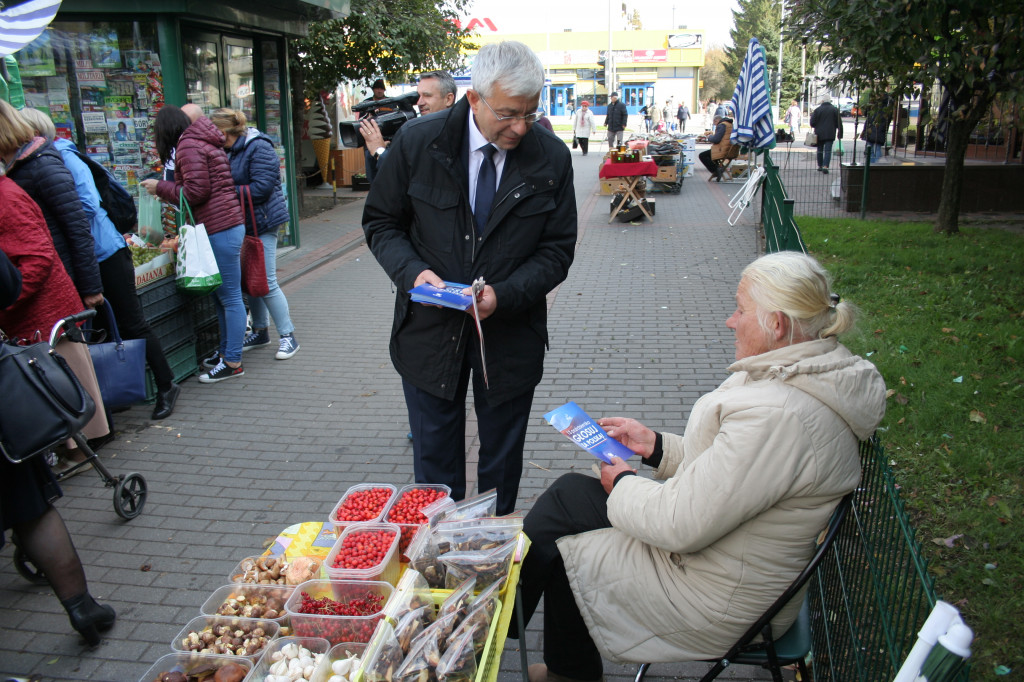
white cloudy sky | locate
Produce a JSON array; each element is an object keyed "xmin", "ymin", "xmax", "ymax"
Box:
[{"xmin": 460, "ymin": 0, "xmax": 740, "ymax": 48}]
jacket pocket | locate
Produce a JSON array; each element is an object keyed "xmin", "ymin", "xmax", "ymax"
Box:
[
  {"xmin": 408, "ymin": 181, "xmax": 462, "ymax": 253},
  {"xmin": 499, "ymin": 194, "xmax": 556, "ymax": 257}
]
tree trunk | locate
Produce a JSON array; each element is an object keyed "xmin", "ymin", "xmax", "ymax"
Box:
[{"xmin": 934, "ymin": 116, "xmax": 975, "ymax": 234}]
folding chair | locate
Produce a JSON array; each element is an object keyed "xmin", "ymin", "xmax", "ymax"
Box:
[
  {"xmin": 634, "ymin": 493, "xmax": 853, "ymax": 682},
  {"xmin": 708, "ymin": 144, "xmax": 741, "ymax": 182}
]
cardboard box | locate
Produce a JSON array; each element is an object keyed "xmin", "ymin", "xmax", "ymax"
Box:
[
  {"xmin": 600, "ymin": 179, "xmax": 629, "ymax": 195},
  {"xmin": 655, "ymin": 166, "xmax": 678, "ymax": 182}
]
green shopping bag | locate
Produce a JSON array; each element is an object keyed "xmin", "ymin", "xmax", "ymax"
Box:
[{"xmin": 174, "ymin": 192, "xmax": 222, "ymax": 295}]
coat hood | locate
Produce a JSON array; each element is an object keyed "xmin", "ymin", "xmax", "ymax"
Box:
[
  {"xmin": 180, "ymin": 116, "xmax": 226, "ymax": 149},
  {"xmin": 728, "ymin": 337, "xmax": 886, "ymax": 440},
  {"xmin": 13, "ymin": 136, "xmax": 50, "ymax": 165}
]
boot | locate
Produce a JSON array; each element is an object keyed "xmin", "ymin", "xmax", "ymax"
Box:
[
  {"xmin": 151, "ymin": 383, "xmax": 180, "ymax": 420},
  {"xmin": 61, "ymin": 593, "xmax": 116, "ymax": 646}
]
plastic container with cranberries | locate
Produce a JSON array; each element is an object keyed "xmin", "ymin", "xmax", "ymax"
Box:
[
  {"xmin": 324, "ymin": 522, "xmax": 401, "ymax": 585},
  {"xmin": 380, "ymin": 484, "xmax": 451, "ymax": 560},
  {"xmin": 327, "ymin": 484, "xmax": 397, "ymax": 534},
  {"xmin": 284, "ymin": 579, "xmax": 393, "ymax": 645}
]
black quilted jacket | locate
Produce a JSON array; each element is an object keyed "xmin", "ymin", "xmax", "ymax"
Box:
[{"xmin": 7, "ymin": 137, "xmax": 101, "ymax": 297}]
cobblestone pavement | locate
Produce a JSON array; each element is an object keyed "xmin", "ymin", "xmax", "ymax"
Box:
[{"xmin": 0, "ymin": 147, "xmax": 776, "ymax": 681}]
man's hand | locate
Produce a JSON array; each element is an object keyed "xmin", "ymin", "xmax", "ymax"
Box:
[
  {"xmin": 600, "ymin": 456, "xmax": 636, "ymax": 494},
  {"xmin": 359, "ymin": 118, "xmax": 386, "ymax": 152},
  {"xmin": 463, "ymin": 284, "xmax": 496, "ymax": 320},
  {"xmin": 413, "ymin": 269, "xmax": 445, "ymax": 289},
  {"xmin": 598, "ymin": 417, "xmax": 656, "ymax": 460},
  {"xmin": 82, "ymin": 292, "xmax": 105, "ymax": 309}
]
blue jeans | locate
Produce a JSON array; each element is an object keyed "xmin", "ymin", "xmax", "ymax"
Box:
[
  {"xmin": 207, "ymin": 224, "xmax": 246, "ymax": 363},
  {"xmin": 249, "ymin": 229, "xmax": 294, "ymax": 336},
  {"xmin": 817, "ymin": 140, "xmax": 834, "ymax": 169},
  {"xmin": 867, "ymin": 143, "xmax": 883, "ymax": 163}
]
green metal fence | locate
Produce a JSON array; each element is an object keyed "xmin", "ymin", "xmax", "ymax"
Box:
[
  {"xmin": 760, "ymin": 152, "xmax": 808, "ymax": 254},
  {"xmin": 759, "ymin": 172, "xmax": 969, "ymax": 680}
]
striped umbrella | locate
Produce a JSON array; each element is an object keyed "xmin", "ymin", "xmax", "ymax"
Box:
[
  {"xmin": 730, "ymin": 37, "xmax": 776, "ymax": 150},
  {"xmin": 0, "ymin": 0, "xmax": 62, "ymax": 57}
]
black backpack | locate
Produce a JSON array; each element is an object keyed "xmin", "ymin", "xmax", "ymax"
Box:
[{"xmin": 71, "ymin": 150, "xmax": 138, "ymax": 234}]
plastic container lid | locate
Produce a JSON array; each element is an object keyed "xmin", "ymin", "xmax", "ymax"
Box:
[
  {"xmin": 199, "ymin": 583, "xmax": 294, "ymax": 625},
  {"xmin": 327, "ymin": 484, "xmax": 398, "ymax": 533},
  {"xmin": 380, "ymin": 484, "xmax": 452, "ymax": 559},
  {"xmin": 244, "ymin": 635, "xmax": 330, "ymax": 682},
  {"xmin": 324, "ymin": 522, "xmax": 401, "ymax": 586},
  {"xmin": 284, "ymin": 579, "xmax": 393, "ymax": 645},
  {"xmin": 170, "ymin": 614, "xmax": 279, "ymax": 660},
  {"xmin": 136, "ymin": 652, "xmax": 252, "ymax": 682}
]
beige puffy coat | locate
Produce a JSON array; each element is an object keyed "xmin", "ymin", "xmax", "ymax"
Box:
[{"xmin": 557, "ymin": 337, "xmax": 886, "ymax": 663}]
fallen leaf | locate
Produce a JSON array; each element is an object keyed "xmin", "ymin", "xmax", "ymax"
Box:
[
  {"xmin": 933, "ymin": 534, "xmax": 963, "ymax": 548},
  {"xmin": 942, "ymin": 327, "xmax": 954, "ymax": 333},
  {"xmin": 140, "ymin": 563, "xmax": 152, "ymax": 572},
  {"xmin": 885, "ymin": 388, "xmax": 896, "ymax": 398},
  {"xmin": 896, "ymin": 394, "xmax": 909, "ymax": 405},
  {"xmin": 969, "ymin": 410, "xmax": 987, "ymax": 423}
]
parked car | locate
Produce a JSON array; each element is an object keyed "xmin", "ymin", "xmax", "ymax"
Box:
[{"xmin": 840, "ymin": 101, "xmax": 863, "ymax": 117}]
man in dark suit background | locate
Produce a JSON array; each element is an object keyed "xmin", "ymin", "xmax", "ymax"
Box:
[{"xmin": 362, "ymin": 41, "xmax": 578, "ymax": 515}]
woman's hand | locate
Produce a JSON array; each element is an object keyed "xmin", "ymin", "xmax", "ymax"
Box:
[
  {"xmin": 598, "ymin": 417, "xmax": 657, "ymax": 459},
  {"xmin": 139, "ymin": 179, "xmax": 159, "ymax": 196},
  {"xmin": 600, "ymin": 456, "xmax": 636, "ymax": 494}
]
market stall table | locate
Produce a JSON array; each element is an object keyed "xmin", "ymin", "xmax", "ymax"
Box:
[{"xmin": 599, "ymin": 159, "xmax": 659, "ymax": 223}]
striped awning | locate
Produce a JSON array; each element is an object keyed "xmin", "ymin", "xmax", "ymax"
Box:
[
  {"xmin": 730, "ymin": 37, "xmax": 775, "ymax": 150},
  {"xmin": 1, "ymin": 0, "xmax": 61, "ymax": 58}
]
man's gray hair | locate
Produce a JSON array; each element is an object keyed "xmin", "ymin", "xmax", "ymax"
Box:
[
  {"xmin": 419, "ymin": 70, "xmax": 457, "ymax": 99},
  {"xmin": 471, "ymin": 41, "xmax": 544, "ymax": 99}
]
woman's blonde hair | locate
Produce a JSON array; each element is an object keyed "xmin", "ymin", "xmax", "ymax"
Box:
[
  {"xmin": 0, "ymin": 100, "xmax": 36, "ymax": 156},
  {"xmin": 209, "ymin": 108, "xmax": 247, "ymax": 138},
  {"xmin": 18, "ymin": 107, "xmax": 56, "ymax": 143},
  {"xmin": 741, "ymin": 251, "xmax": 857, "ymax": 341}
]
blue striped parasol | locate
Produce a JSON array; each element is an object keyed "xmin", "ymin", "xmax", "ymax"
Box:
[
  {"xmin": 730, "ymin": 37, "xmax": 776, "ymax": 150},
  {"xmin": 1, "ymin": 0, "xmax": 62, "ymax": 58}
]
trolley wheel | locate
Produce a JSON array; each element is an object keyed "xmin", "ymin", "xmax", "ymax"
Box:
[
  {"xmin": 13, "ymin": 546, "xmax": 49, "ymax": 585},
  {"xmin": 114, "ymin": 473, "xmax": 147, "ymax": 519}
]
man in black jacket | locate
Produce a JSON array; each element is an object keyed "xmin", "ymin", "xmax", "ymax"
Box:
[
  {"xmin": 809, "ymin": 94, "xmax": 844, "ymax": 173},
  {"xmin": 605, "ymin": 92, "xmax": 628, "ymax": 148},
  {"xmin": 362, "ymin": 41, "xmax": 577, "ymax": 515}
]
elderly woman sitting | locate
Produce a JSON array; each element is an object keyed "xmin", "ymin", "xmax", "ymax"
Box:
[{"xmin": 512, "ymin": 251, "xmax": 887, "ymax": 682}]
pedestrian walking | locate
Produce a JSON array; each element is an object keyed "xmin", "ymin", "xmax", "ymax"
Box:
[
  {"xmin": 571, "ymin": 100, "xmax": 596, "ymax": 156},
  {"xmin": 605, "ymin": 92, "xmax": 628, "ymax": 148},
  {"xmin": 809, "ymin": 94, "xmax": 843, "ymax": 173},
  {"xmin": 677, "ymin": 102, "xmax": 690, "ymax": 133}
]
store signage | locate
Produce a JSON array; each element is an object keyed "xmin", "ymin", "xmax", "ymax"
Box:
[
  {"xmin": 668, "ymin": 33, "xmax": 702, "ymax": 49},
  {"xmin": 633, "ymin": 49, "xmax": 667, "ymax": 62},
  {"xmin": 78, "ymin": 70, "xmax": 106, "ymax": 87},
  {"xmin": 454, "ymin": 17, "xmax": 498, "ymax": 32}
]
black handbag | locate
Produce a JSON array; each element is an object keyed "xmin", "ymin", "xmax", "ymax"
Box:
[
  {"xmin": 86, "ymin": 299, "xmax": 147, "ymax": 409},
  {"xmin": 0, "ymin": 341, "xmax": 97, "ymax": 463},
  {"xmin": 572, "ymin": 136, "xmax": 579, "ymax": 149}
]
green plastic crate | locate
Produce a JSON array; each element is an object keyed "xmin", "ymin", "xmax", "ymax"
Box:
[{"xmin": 144, "ymin": 341, "xmax": 198, "ymax": 401}]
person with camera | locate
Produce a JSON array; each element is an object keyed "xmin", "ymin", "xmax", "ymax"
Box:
[
  {"xmin": 359, "ymin": 71, "xmax": 457, "ymax": 180},
  {"xmin": 362, "ymin": 41, "xmax": 577, "ymax": 516},
  {"xmin": 360, "ymin": 79, "xmax": 396, "ymax": 184}
]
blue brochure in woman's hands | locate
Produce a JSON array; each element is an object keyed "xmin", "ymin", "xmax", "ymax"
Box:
[
  {"xmin": 409, "ymin": 281, "xmax": 473, "ymax": 310},
  {"xmin": 544, "ymin": 401, "xmax": 636, "ymax": 464}
]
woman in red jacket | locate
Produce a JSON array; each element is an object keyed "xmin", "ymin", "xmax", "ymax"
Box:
[
  {"xmin": 141, "ymin": 105, "xmax": 246, "ymax": 383},
  {"xmin": 0, "ymin": 173, "xmax": 117, "ymax": 646}
]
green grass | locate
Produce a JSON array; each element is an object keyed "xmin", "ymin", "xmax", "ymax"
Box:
[{"xmin": 796, "ymin": 217, "xmax": 1024, "ymax": 681}]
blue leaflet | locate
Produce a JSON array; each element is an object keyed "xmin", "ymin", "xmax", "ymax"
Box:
[
  {"xmin": 408, "ymin": 281, "xmax": 473, "ymax": 310},
  {"xmin": 544, "ymin": 401, "xmax": 636, "ymax": 464}
]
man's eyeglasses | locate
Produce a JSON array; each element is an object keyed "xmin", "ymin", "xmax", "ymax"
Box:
[{"xmin": 478, "ymin": 93, "xmax": 542, "ymax": 124}]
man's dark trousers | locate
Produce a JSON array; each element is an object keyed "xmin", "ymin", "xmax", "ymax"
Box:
[{"xmin": 403, "ymin": 353, "xmax": 534, "ymax": 515}]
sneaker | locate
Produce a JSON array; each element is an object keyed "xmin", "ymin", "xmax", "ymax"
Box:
[
  {"xmin": 242, "ymin": 328, "xmax": 271, "ymax": 352},
  {"xmin": 201, "ymin": 350, "xmax": 221, "ymax": 370},
  {"xmin": 276, "ymin": 333, "xmax": 299, "ymax": 360},
  {"xmin": 198, "ymin": 361, "xmax": 244, "ymax": 383}
]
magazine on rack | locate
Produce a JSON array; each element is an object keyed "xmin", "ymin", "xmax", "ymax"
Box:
[
  {"xmin": 544, "ymin": 401, "xmax": 637, "ymax": 464},
  {"xmin": 408, "ymin": 281, "xmax": 473, "ymax": 310}
]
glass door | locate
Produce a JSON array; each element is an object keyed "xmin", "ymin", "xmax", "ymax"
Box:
[
  {"xmin": 224, "ymin": 37, "xmax": 255, "ymax": 123},
  {"xmin": 182, "ymin": 32, "xmax": 222, "ymax": 113}
]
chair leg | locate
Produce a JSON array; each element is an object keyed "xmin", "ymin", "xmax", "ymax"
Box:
[
  {"xmin": 698, "ymin": 660, "xmax": 728, "ymax": 682},
  {"xmin": 634, "ymin": 663, "xmax": 651, "ymax": 682}
]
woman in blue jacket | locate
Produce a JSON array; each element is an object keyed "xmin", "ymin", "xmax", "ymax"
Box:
[
  {"xmin": 209, "ymin": 108, "xmax": 298, "ymax": 360},
  {"xmin": 20, "ymin": 108, "xmax": 181, "ymax": 420}
]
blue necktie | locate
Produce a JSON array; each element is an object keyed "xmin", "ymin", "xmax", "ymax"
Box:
[{"xmin": 474, "ymin": 144, "xmax": 496, "ymax": 233}]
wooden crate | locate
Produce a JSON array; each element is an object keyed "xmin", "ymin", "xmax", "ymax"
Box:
[
  {"xmin": 332, "ymin": 148, "xmax": 365, "ymax": 187},
  {"xmin": 655, "ymin": 166, "xmax": 678, "ymax": 182}
]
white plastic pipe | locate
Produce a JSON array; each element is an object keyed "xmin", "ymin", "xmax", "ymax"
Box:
[{"xmin": 892, "ymin": 601, "xmax": 962, "ymax": 682}]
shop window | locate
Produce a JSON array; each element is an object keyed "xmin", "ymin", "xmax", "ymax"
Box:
[{"xmin": 16, "ymin": 21, "xmax": 164, "ymax": 196}]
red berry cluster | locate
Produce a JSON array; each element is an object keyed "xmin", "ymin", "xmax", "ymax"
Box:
[
  {"xmin": 386, "ymin": 488, "xmax": 448, "ymax": 525},
  {"xmin": 292, "ymin": 591, "xmax": 385, "ymax": 644},
  {"xmin": 334, "ymin": 487, "xmax": 393, "ymax": 522},
  {"xmin": 331, "ymin": 529, "xmax": 396, "ymax": 570},
  {"xmin": 386, "ymin": 487, "xmax": 449, "ymax": 555}
]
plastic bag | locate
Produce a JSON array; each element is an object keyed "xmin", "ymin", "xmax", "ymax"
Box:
[
  {"xmin": 445, "ymin": 595, "xmax": 497, "ymax": 656},
  {"xmin": 394, "ymin": 604, "xmax": 434, "ymax": 655},
  {"xmin": 444, "ymin": 516, "xmax": 522, "ymax": 552},
  {"xmin": 393, "ymin": 628, "xmax": 442, "ymax": 682},
  {"xmin": 424, "ymin": 490, "xmax": 497, "ymax": 528},
  {"xmin": 408, "ymin": 526, "xmax": 449, "ymax": 589},
  {"xmin": 175, "ymin": 222, "xmax": 221, "ymax": 295},
  {"xmin": 438, "ymin": 577, "xmax": 476, "ymax": 625},
  {"xmin": 385, "ymin": 568, "xmax": 434, "ymax": 623},
  {"xmin": 437, "ymin": 628, "xmax": 478, "ymax": 682},
  {"xmin": 359, "ymin": 622, "xmax": 404, "ymax": 682},
  {"xmin": 442, "ymin": 537, "xmax": 518, "ymax": 591},
  {"xmin": 136, "ymin": 191, "xmax": 165, "ymax": 244}
]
